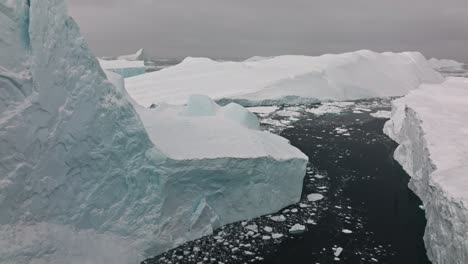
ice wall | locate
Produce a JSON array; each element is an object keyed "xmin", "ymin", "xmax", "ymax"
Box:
[
  {"xmin": 384, "ymin": 77, "xmax": 468, "ymax": 264},
  {"xmin": 1, "ymin": 0, "xmax": 166, "ymax": 263},
  {"xmin": 0, "ymin": 1, "xmax": 307, "ymax": 263}
]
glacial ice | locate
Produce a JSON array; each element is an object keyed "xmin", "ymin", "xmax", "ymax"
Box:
[
  {"xmin": 384, "ymin": 77, "xmax": 468, "ymax": 264},
  {"xmin": 125, "ymin": 51, "xmax": 444, "ymax": 107},
  {"xmin": 0, "ymin": 1, "xmax": 307, "ymax": 263}
]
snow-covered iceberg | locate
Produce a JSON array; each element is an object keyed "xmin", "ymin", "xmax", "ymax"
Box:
[
  {"xmin": 428, "ymin": 57, "xmax": 464, "ymax": 70},
  {"xmin": 0, "ymin": 1, "xmax": 307, "ymax": 263},
  {"xmin": 98, "ymin": 58, "xmax": 146, "ymax": 78},
  {"xmin": 384, "ymin": 77, "xmax": 468, "ymax": 264},
  {"xmin": 125, "ymin": 51, "xmax": 444, "ymax": 107},
  {"xmin": 118, "ymin": 48, "xmax": 148, "ymax": 61}
]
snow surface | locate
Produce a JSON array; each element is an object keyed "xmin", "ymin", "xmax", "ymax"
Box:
[
  {"xmin": 125, "ymin": 51, "xmax": 443, "ymax": 107},
  {"xmin": 0, "ymin": 2, "xmax": 307, "ymax": 264},
  {"xmin": 428, "ymin": 58, "xmax": 464, "ymax": 70},
  {"xmin": 117, "ymin": 48, "xmax": 148, "ymax": 61},
  {"xmin": 384, "ymin": 77, "xmax": 468, "ymax": 264}
]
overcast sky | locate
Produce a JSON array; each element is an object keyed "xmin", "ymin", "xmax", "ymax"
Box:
[{"xmin": 69, "ymin": 0, "xmax": 468, "ymax": 61}]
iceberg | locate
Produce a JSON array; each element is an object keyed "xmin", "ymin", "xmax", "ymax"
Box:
[
  {"xmin": 118, "ymin": 48, "xmax": 148, "ymax": 61},
  {"xmin": 0, "ymin": 1, "xmax": 307, "ymax": 263},
  {"xmin": 125, "ymin": 51, "xmax": 444, "ymax": 107},
  {"xmin": 98, "ymin": 59, "xmax": 146, "ymax": 78},
  {"xmin": 428, "ymin": 57, "xmax": 464, "ymax": 70},
  {"xmin": 384, "ymin": 77, "xmax": 468, "ymax": 264}
]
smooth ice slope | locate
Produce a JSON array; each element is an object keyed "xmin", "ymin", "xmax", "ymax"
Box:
[
  {"xmin": 126, "ymin": 51, "xmax": 444, "ymax": 107},
  {"xmin": 0, "ymin": 1, "xmax": 307, "ymax": 263},
  {"xmin": 98, "ymin": 59, "xmax": 146, "ymax": 78},
  {"xmin": 118, "ymin": 48, "xmax": 148, "ymax": 61},
  {"xmin": 384, "ymin": 77, "xmax": 468, "ymax": 264},
  {"xmin": 428, "ymin": 58, "xmax": 464, "ymax": 70}
]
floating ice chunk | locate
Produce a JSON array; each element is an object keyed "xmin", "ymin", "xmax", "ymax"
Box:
[
  {"xmin": 264, "ymin": 226, "xmax": 273, "ymax": 233},
  {"xmin": 342, "ymin": 229, "xmax": 353, "ymax": 234},
  {"xmin": 334, "ymin": 247, "xmax": 343, "ymax": 257},
  {"xmin": 272, "ymin": 233, "xmax": 284, "ymax": 239},
  {"xmin": 289, "ymin": 224, "xmax": 306, "ymax": 234},
  {"xmin": 307, "ymin": 193, "xmax": 324, "ymax": 202},
  {"xmin": 245, "ymin": 224, "xmax": 259, "ymax": 233},
  {"xmin": 262, "ymin": 236, "xmax": 271, "ymax": 240}
]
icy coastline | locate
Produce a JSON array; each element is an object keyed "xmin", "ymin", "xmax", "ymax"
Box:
[{"xmin": 384, "ymin": 77, "xmax": 468, "ymax": 264}]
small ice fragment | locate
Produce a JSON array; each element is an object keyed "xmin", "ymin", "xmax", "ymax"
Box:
[
  {"xmin": 272, "ymin": 233, "xmax": 283, "ymax": 239},
  {"xmin": 334, "ymin": 247, "xmax": 343, "ymax": 257},
  {"xmin": 307, "ymin": 193, "xmax": 324, "ymax": 202},
  {"xmin": 245, "ymin": 224, "xmax": 258, "ymax": 233},
  {"xmin": 264, "ymin": 226, "xmax": 273, "ymax": 233},
  {"xmin": 289, "ymin": 224, "xmax": 306, "ymax": 234},
  {"xmin": 342, "ymin": 229, "xmax": 353, "ymax": 234}
]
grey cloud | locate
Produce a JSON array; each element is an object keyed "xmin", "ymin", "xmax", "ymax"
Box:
[{"xmin": 68, "ymin": 0, "xmax": 468, "ymax": 61}]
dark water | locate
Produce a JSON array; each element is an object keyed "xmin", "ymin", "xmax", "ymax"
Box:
[
  {"xmin": 143, "ymin": 100, "xmax": 429, "ymax": 264},
  {"xmin": 258, "ymin": 104, "xmax": 429, "ymax": 264}
]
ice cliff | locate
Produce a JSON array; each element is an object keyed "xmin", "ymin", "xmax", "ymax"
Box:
[
  {"xmin": 384, "ymin": 77, "xmax": 468, "ymax": 264},
  {"xmin": 126, "ymin": 51, "xmax": 444, "ymax": 107},
  {"xmin": 0, "ymin": 1, "xmax": 307, "ymax": 263}
]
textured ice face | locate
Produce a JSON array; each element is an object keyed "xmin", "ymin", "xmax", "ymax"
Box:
[
  {"xmin": 384, "ymin": 78, "xmax": 468, "ymax": 264},
  {"xmin": 0, "ymin": 1, "xmax": 308, "ymax": 263},
  {"xmin": 1, "ymin": 0, "xmax": 166, "ymax": 262}
]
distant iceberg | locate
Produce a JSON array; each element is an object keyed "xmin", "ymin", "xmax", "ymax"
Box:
[
  {"xmin": 384, "ymin": 77, "xmax": 468, "ymax": 264},
  {"xmin": 125, "ymin": 51, "xmax": 444, "ymax": 107},
  {"xmin": 98, "ymin": 58, "xmax": 146, "ymax": 78},
  {"xmin": 0, "ymin": 1, "xmax": 307, "ymax": 264},
  {"xmin": 118, "ymin": 48, "xmax": 148, "ymax": 61},
  {"xmin": 428, "ymin": 57, "xmax": 464, "ymax": 70}
]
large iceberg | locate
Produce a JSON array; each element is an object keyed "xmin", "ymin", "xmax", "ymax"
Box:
[
  {"xmin": 0, "ymin": 1, "xmax": 307, "ymax": 263},
  {"xmin": 384, "ymin": 77, "xmax": 468, "ymax": 264},
  {"xmin": 125, "ymin": 51, "xmax": 444, "ymax": 107}
]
